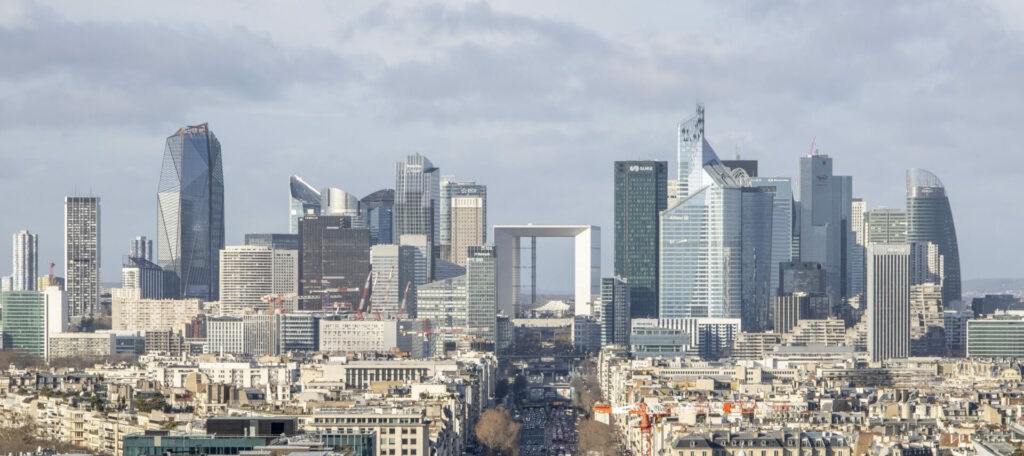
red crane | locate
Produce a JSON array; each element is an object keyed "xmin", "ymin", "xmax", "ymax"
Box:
[{"xmin": 592, "ymin": 402, "xmax": 670, "ymax": 456}]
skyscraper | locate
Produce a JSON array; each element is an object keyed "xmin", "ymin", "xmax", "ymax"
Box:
[
  {"xmin": 395, "ymin": 154, "xmax": 440, "ymax": 279},
  {"xmin": 749, "ymin": 177, "xmax": 794, "ymax": 303},
  {"xmin": 361, "ymin": 189, "xmax": 395, "ymax": 246},
  {"xmin": 614, "ymin": 160, "xmax": 667, "ymax": 319},
  {"xmin": 600, "ymin": 276, "xmax": 630, "ymax": 346},
  {"xmin": 849, "ymin": 198, "xmax": 867, "ymax": 297},
  {"xmin": 289, "ymin": 176, "xmax": 321, "ymax": 235},
  {"xmin": 796, "ymin": 153, "xmax": 854, "ymax": 308},
  {"xmin": 12, "ymin": 230, "xmax": 38, "ymax": 291},
  {"xmin": 298, "ymin": 216, "xmax": 370, "ymax": 311},
  {"xmin": 440, "ymin": 179, "xmax": 487, "ymax": 267},
  {"xmin": 466, "ymin": 245, "xmax": 497, "ymax": 343},
  {"xmin": 130, "ymin": 236, "xmax": 153, "ymax": 262},
  {"xmin": 321, "ymin": 187, "xmax": 365, "ymax": 228},
  {"xmin": 219, "ymin": 246, "xmax": 298, "ymax": 314},
  {"xmin": 65, "ymin": 196, "xmax": 100, "ymax": 317},
  {"xmin": 865, "ymin": 208, "xmax": 908, "ymax": 245},
  {"xmin": 867, "ymin": 243, "xmax": 911, "ymax": 362},
  {"xmin": 906, "ymin": 168, "xmax": 961, "ymax": 303},
  {"xmin": 660, "ymin": 106, "xmax": 745, "ymax": 321},
  {"xmin": 158, "ymin": 124, "xmax": 225, "ymax": 301},
  {"xmin": 740, "ymin": 187, "xmax": 775, "ymax": 332},
  {"xmin": 121, "ymin": 257, "xmax": 164, "ymax": 299}
]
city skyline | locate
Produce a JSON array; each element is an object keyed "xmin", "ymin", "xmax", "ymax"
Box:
[{"xmin": 1, "ymin": 1, "xmax": 1021, "ymax": 290}]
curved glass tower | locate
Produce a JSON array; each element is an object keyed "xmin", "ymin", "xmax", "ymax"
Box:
[
  {"xmin": 289, "ymin": 176, "xmax": 321, "ymax": 234},
  {"xmin": 906, "ymin": 168, "xmax": 961, "ymax": 303},
  {"xmin": 157, "ymin": 123, "xmax": 225, "ymax": 301}
]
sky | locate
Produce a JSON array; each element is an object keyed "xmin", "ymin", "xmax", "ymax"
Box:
[{"xmin": 1, "ymin": 0, "xmax": 1023, "ymax": 290}]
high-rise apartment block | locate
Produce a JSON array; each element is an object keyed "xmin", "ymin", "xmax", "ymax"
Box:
[
  {"xmin": 158, "ymin": 124, "xmax": 225, "ymax": 301},
  {"xmin": 65, "ymin": 196, "xmax": 100, "ymax": 317},
  {"xmin": 12, "ymin": 230, "xmax": 38, "ymax": 291},
  {"xmin": 614, "ymin": 160, "xmax": 667, "ymax": 319},
  {"xmin": 867, "ymin": 243, "xmax": 911, "ymax": 362}
]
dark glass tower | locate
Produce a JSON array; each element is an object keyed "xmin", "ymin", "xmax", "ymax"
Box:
[
  {"xmin": 298, "ymin": 215, "xmax": 370, "ymax": 311},
  {"xmin": 614, "ymin": 160, "xmax": 667, "ymax": 318},
  {"xmin": 361, "ymin": 189, "xmax": 395, "ymax": 245},
  {"xmin": 906, "ymin": 168, "xmax": 961, "ymax": 303},
  {"xmin": 157, "ymin": 123, "xmax": 225, "ymax": 301}
]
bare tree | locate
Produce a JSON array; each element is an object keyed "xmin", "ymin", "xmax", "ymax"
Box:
[
  {"xmin": 0, "ymin": 349, "xmax": 44, "ymax": 369},
  {"xmin": 577, "ymin": 418, "xmax": 618, "ymax": 456},
  {"xmin": 475, "ymin": 406, "xmax": 521, "ymax": 456},
  {"xmin": 0, "ymin": 414, "xmax": 90, "ymax": 452}
]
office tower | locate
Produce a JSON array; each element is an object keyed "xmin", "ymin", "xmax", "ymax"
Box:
[
  {"xmin": 772, "ymin": 292, "xmax": 831, "ymax": 334},
  {"xmin": 65, "ymin": 196, "xmax": 100, "ymax": 317},
  {"xmin": 130, "ymin": 236, "xmax": 153, "ymax": 262},
  {"xmin": 1, "ymin": 289, "xmax": 65, "ymax": 359},
  {"xmin": 441, "ymin": 180, "xmax": 487, "ymax": 267},
  {"xmin": 909, "ymin": 282, "xmax": 945, "ymax": 356},
  {"xmin": 660, "ymin": 106, "xmax": 743, "ymax": 320},
  {"xmin": 721, "ymin": 158, "xmax": 758, "ymax": 177},
  {"xmin": 850, "ymin": 199, "xmax": 867, "ymax": 296},
  {"xmin": 466, "ymin": 245, "xmax": 497, "ymax": 343},
  {"xmin": 361, "ymin": 189, "xmax": 395, "ymax": 245},
  {"xmin": 370, "ymin": 244, "xmax": 417, "ymax": 317},
  {"xmin": 971, "ymin": 294, "xmax": 1020, "ymax": 317},
  {"xmin": 614, "ymin": 160, "xmax": 668, "ymax": 319},
  {"xmin": 400, "ymin": 234, "xmax": 430, "ymax": 287},
  {"xmin": 795, "ymin": 153, "xmax": 854, "ymax": 308},
  {"xmin": 866, "ymin": 243, "xmax": 910, "ymax": 362},
  {"xmin": 36, "ymin": 276, "xmax": 64, "ymax": 291},
  {"xmin": 220, "ymin": 246, "xmax": 298, "ymax": 314},
  {"xmin": 749, "ymin": 177, "xmax": 794, "ymax": 303},
  {"xmin": 778, "ymin": 261, "xmax": 826, "ymax": 295},
  {"xmin": 12, "ymin": 230, "xmax": 38, "ymax": 291},
  {"xmin": 600, "ymin": 276, "xmax": 630, "ymax": 346},
  {"xmin": 207, "ymin": 314, "xmax": 275, "ymax": 355},
  {"xmin": 121, "ymin": 257, "xmax": 164, "ymax": 299},
  {"xmin": 666, "ymin": 179, "xmax": 679, "ymax": 208},
  {"xmin": 906, "ymin": 168, "xmax": 961, "ymax": 303},
  {"xmin": 276, "ymin": 313, "xmax": 319, "ymax": 353},
  {"xmin": 740, "ymin": 187, "xmax": 774, "ymax": 332},
  {"xmin": 416, "ymin": 276, "xmax": 467, "ymax": 327},
  {"xmin": 289, "ymin": 175, "xmax": 321, "ymax": 235},
  {"xmin": 944, "ymin": 309, "xmax": 971, "ymax": 356},
  {"xmin": 244, "ymin": 233, "xmax": 299, "ymax": 251},
  {"xmin": 395, "ymin": 154, "xmax": 440, "ymax": 279},
  {"xmin": 967, "ymin": 316, "xmax": 1024, "ymax": 358},
  {"xmin": 158, "ymin": 124, "xmax": 225, "ymax": 301},
  {"xmin": 321, "ymin": 187, "xmax": 365, "ymax": 228},
  {"xmin": 911, "ymin": 242, "xmax": 944, "ymax": 286},
  {"xmin": 865, "ymin": 208, "xmax": 907, "ymax": 245},
  {"xmin": 298, "ymin": 216, "xmax": 370, "ymax": 311}
]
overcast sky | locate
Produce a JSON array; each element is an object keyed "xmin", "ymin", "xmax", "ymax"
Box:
[{"xmin": 1, "ymin": 0, "xmax": 1022, "ymax": 290}]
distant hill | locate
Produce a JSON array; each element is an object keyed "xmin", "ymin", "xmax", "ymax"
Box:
[{"xmin": 963, "ymin": 278, "xmax": 1024, "ymax": 299}]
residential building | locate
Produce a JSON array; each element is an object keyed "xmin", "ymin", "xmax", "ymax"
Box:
[
  {"xmin": 319, "ymin": 319, "xmax": 399, "ymax": 354},
  {"xmin": 207, "ymin": 315, "xmax": 275, "ymax": 356},
  {"xmin": 65, "ymin": 196, "xmax": 100, "ymax": 316},
  {"xmin": 12, "ymin": 229, "xmax": 38, "ymax": 291},
  {"xmin": 614, "ymin": 160, "xmax": 667, "ymax": 319},
  {"xmin": 158, "ymin": 124, "xmax": 225, "ymax": 301},
  {"xmin": 112, "ymin": 297, "xmax": 201, "ymax": 332}
]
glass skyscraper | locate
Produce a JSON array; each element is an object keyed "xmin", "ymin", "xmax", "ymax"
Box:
[
  {"xmin": 749, "ymin": 177, "xmax": 794, "ymax": 303},
  {"xmin": 395, "ymin": 154, "xmax": 440, "ymax": 279},
  {"xmin": 614, "ymin": 160, "xmax": 667, "ymax": 319},
  {"xmin": 466, "ymin": 245, "xmax": 497, "ymax": 343},
  {"xmin": 157, "ymin": 123, "xmax": 225, "ymax": 301},
  {"xmin": 796, "ymin": 154, "xmax": 854, "ymax": 309},
  {"xmin": 440, "ymin": 179, "xmax": 487, "ymax": 267},
  {"xmin": 361, "ymin": 189, "xmax": 395, "ymax": 245},
  {"xmin": 906, "ymin": 168, "xmax": 961, "ymax": 303},
  {"xmin": 289, "ymin": 175, "xmax": 321, "ymax": 235},
  {"xmin": 740, "ymin": 187, "xmax": 774, "ymax": 332}
]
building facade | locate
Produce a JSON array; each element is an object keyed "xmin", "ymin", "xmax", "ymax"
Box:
[
  {"xmin": 614, "ymin": 160, "xmax": 668, "ymax": 319},
  {"xmin": 600, "ymin": 276, "xmax": 631, "ymax": 347},
  {"xmin": 12, "ymin": 230, "xmax": 38, "ymax": 291},
  {"xmin": 65, "ymin": 196, "xmax": 100, "ymax": 317},
  {"xmin": 466, "ymin": 245, "xmax": 497, "ymax": 343},
  {"xmin": 298, "ymin": 216, "xmax": 370, "ymax": 311},
  {"xmin": 867, "ymin": 243, "xmax": 911, "ymax": 362},
  {"xmin": 906, "ymin": 168, "xmax": 961, "ymax": 303},
  {"xmin": 440, "ymin": 179, "xmax": 487, "ymax": 267},
  {"xmin": 395, "ymin": 154, "xmax": 440, "ymax": 279},
  {"xmin": 796, "ymin": 153, "xmax": 854, "ymax": 308},
  {"xmin": 289, "ymin": 175, "xmax": 321, "ymax": 235},
  {"xmin": 158, "ymin": 124, "xmax": 225, "ymax": 301},
  {"xmin": 865, "ymin": 208, "xmax": 908, "ymax": 245},
  {"xmin": 219, "ymin": 246, "xmax": 298, "ymax": 314},
  {"xmin": 361, "ymin": 189, "xmax": 395, "ymax": 245}
]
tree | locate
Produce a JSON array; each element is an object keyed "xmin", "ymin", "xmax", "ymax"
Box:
[
  {"xmin": 475, "ymin": 406, "xmax": 521, "ymax": 456},
  {"xmin": 135, "ymin": 392, "xmax": 168, "ymax": 413},
  {"xmin": 577, "ymin": 418, "xmax": 618, "ymax": 456},
  {"xmin": 0, "ymin": 349, "xmax": 44, "ymax": 369},
  {"xmin": 494, "ymin": 379, "xmax": 509, "ymax": 402},
  {"xmin": 512, "ymin": 375, "xmax": 528, "ymax": 395},
  {"xmin": 0, "ymin": 415, "xmax": 91, "ymax": 452}
]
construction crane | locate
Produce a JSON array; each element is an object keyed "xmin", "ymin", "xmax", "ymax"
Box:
[
  {"xmin": 592, "ymin": 402, "xmax": 670, "ymax": 456},
  {"xmin": 354, "ymin": 271, "xmax": 375, "ymax": 321},
  {"xmin": 397, "ymin": 281, "xmax": 412, "ymax": 320},
  {"xmin": 399, "ymin": 319, "xmax": 490, "ymax": 336}
]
